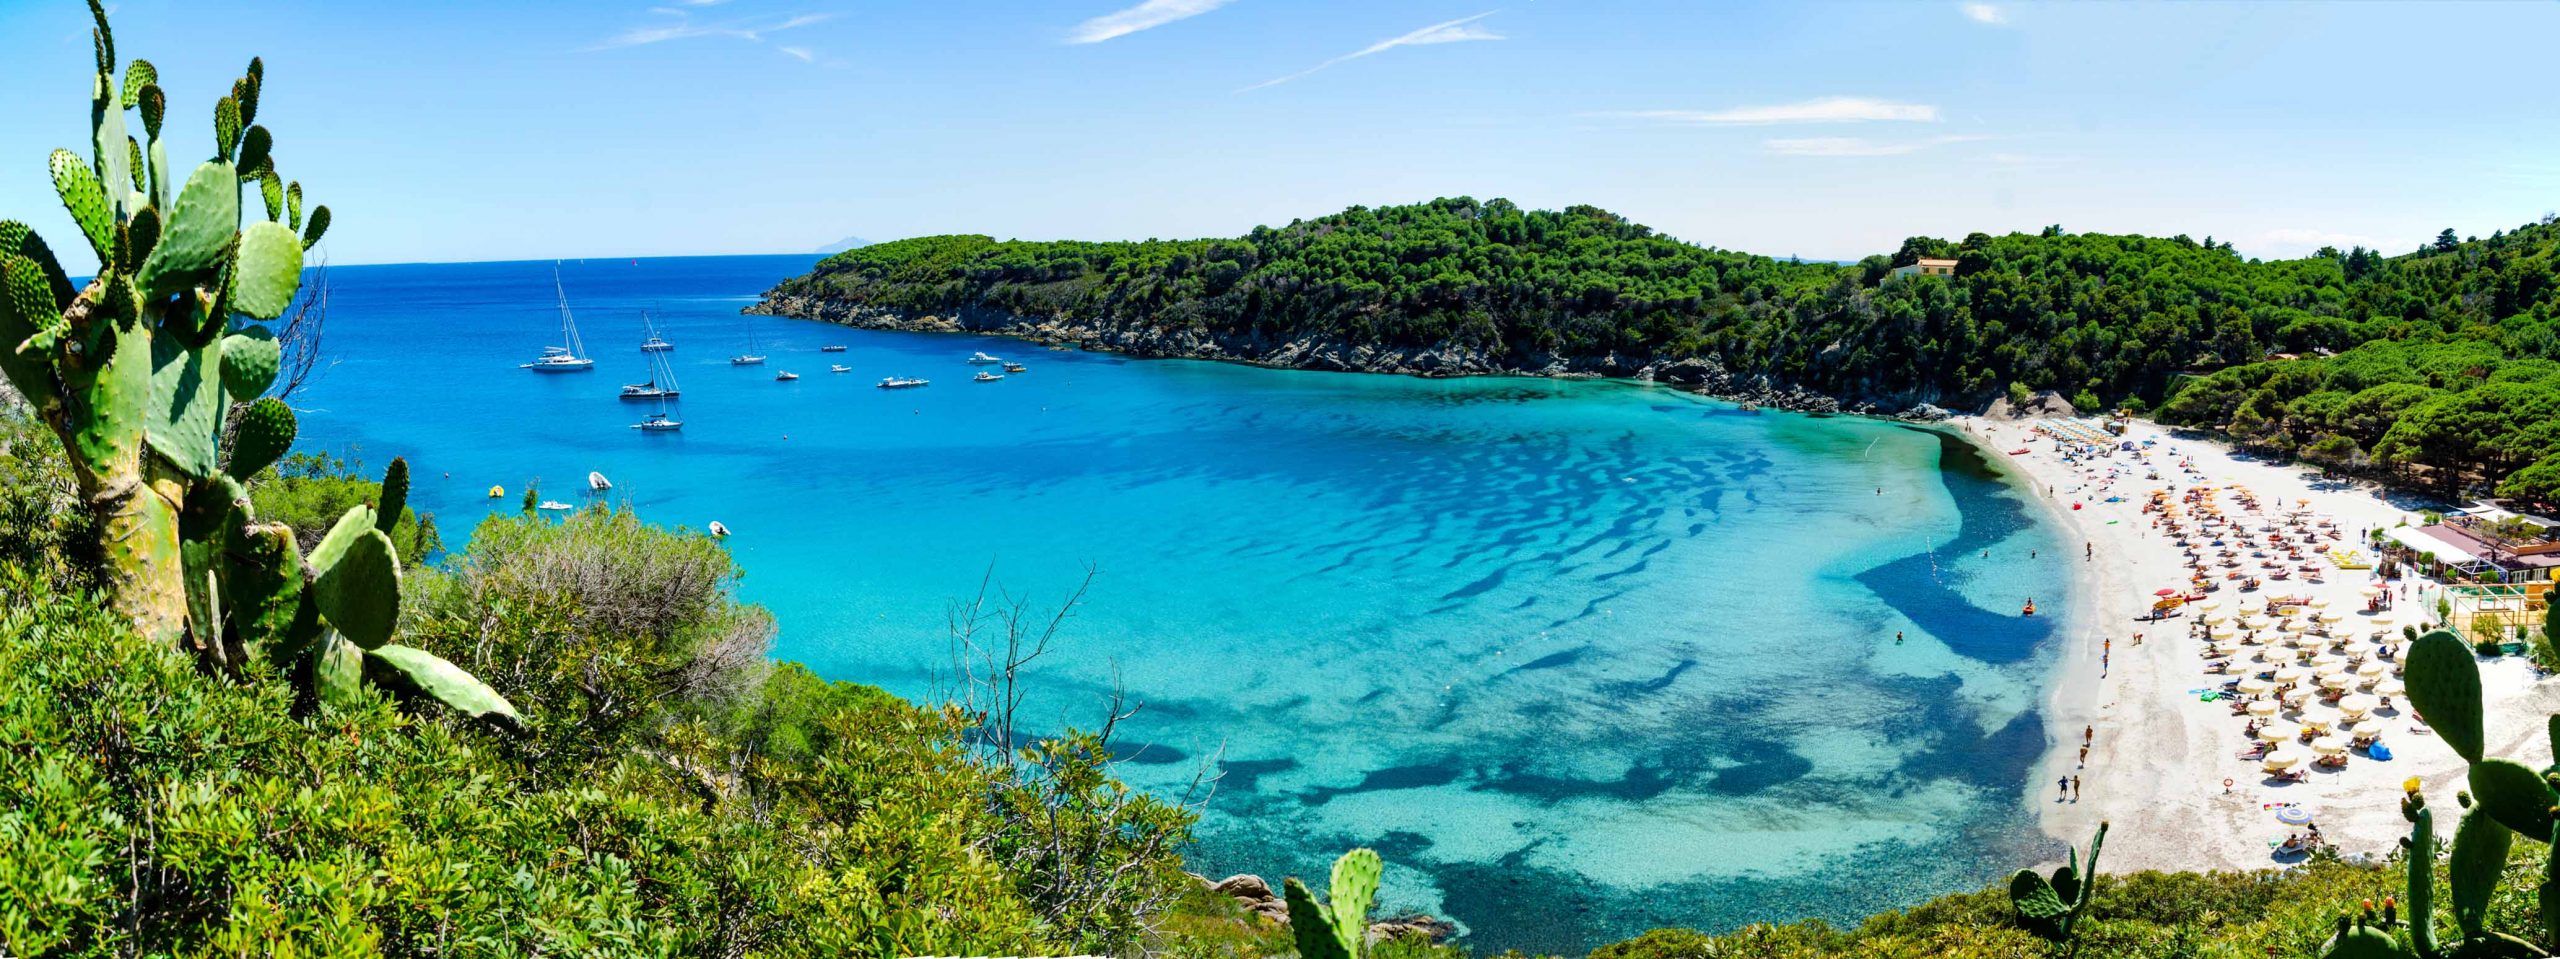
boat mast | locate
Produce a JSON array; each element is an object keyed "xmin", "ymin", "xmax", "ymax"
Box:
[{"xmin": 554, "ymin": 266, "xmax": 587, "ymax": 359}]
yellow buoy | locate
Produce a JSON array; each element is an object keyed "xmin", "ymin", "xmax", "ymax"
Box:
[{"xmin": 488, "ymin": 485, "xmax": 504, "ymax": 498}]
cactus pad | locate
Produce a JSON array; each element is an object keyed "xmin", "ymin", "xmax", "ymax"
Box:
[
  {"xmin": 2450, "ymin": 805, "xmax": 2510, "ymax": 938},
  {"xmin": 258, "ymin": 170, "xmax": 283, "ymax": 222},
  {"xmin": 225, "ymin": 396, "xmax": 295, "ymax": 480},
  {"xmin": 286, "ymin": 182, "xmax": 302, "ymax": 230},
  {"xmin": 71, "ymin": 324, "xmax": 150, "ymax": 476},
  {"xmin": 219, "ymin": 326, "xmax": 279, "ymax": 401},
  {"xmin": 214, "ymin": 97, "xmax": 241, "ymax": 161},
  {"xmin": 314, "ymin": 526, "xmax": 400, "ymax": 649},
  {"xmin": 2406, "ymin": 630, "xmax": 2484, "ymax": 763},
  {"xmin": 1326, "ymin": 848, "xmax": 1382, "ymax": 955},
  {"xmin": 121, "ymin": 59, "xmax": 155, "ymax": 109},
  {"xmin": 126, "ymin": 206, "xmax": 159, "ymax": 267},
  {"xmin": 137, "ymin": 161, "xmax": 239, "ymax": 301},
  {"xmin": 138, "ymin": 83, "xmax": 164, "ymax": 140},
  {"xmin": 237, "ymin": 126, "xmax": 272, "ymax": 180},
  {"xmin": 365, "ymin": 644, "xmax": 525, "ymax": 732},
  {"xmin": 1282, "ymin": 878, "xmax": 1353, "ymax": 959},
  {"xmin": 228, "ymin": 221, "xmax": 303, "ymax": 320},
  {"xmin": 0, "ymin": 257, "xmax": 59, "ymax": 406},
  {"xmin": 376, "ymin": 458, "xmax": 410, "ymax": 536},
  {"xmin": 233, "ymin": 70, "xmax": 260, "ymax": 128},
  {"xmin": 125, "ymin": 136, "xmax": 145, "ymax": 192},
  {"xmin": 49, "ymin": 150, "xmax": 113, "ymax": 265},
  {"xmin": 224, "ymin": 523, "xmax": 305, "ymax": 661},
  {"xmin": 302, "ymin": 205, "xmax": 330, "ymax": 250},
  {"xmin": 306, "ymin": 504, "xmax": 379, "ymax": 577},
  {"xmin": 316, "ymin": 630, "xmax": 365, "ymax": 708},
  {"xmin": 0, "ymin": 221, "xmax": 75, "ymax": 310},
  {"xmin": 2469, "ymin": 758, "xmax": 2556, "ymax": 843},
  {"xmin": 145, "ymin": 335, "xmax": 221, "ymax": 479},
  {"xmin": 2318, "ymin": 919, "xmax": 2415, "ymax": 959}
]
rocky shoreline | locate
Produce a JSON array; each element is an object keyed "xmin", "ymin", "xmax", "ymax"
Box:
[{"xmin": 744, "ymin": 293, "xmax": 1958, "ymax": 422}]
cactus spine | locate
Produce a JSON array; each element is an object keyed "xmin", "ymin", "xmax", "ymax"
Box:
[
  {"xmin": 1283, "ymin": 848, "xmax": 1384, "ymax": 959},
  {"xmin": 1, "ymin": 2, "xmax": 508, "ymax": 729},
  {"xmin": 2008, "ymin": 821, "xmax": 2108, "ymax": 942}
]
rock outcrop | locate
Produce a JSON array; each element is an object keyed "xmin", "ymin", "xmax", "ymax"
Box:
[{"xmin": 1190, "ymin": 873, "xmax": 1458, "ymax": 942}]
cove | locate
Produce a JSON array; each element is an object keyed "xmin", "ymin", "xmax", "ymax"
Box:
[{"xmin": 289, "ymin": 255, "xmax": 2075, "ymax": 953}]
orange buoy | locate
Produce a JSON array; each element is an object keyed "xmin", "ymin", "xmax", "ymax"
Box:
[{"xmin": 2022, "ymin": 600, "xmax": 2038, "ymax": 616}]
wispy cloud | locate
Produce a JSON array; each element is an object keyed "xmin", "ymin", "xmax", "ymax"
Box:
[
  {"xmin": 1242, "ymin": 11, "xmax": 1503, "ymax": 92},
  {"xmin": 590, "ymin": 10, "xmax": 831, "ymax": 52},
  {"xmin": 1764, "ymin": 134, "xmax": 1986, "ymax": 157},
  {"xmin": 778, "ymin": 45, "xmax": 814, "ymax": 62},
  {"xmin": 1068, "ymin": 0, "xmax": 1237, "ymax": 44},
  {"xmin": 1601, "ymin": 97, "xmax": 1940, "ymax": 126},
  {"xmin": 1960, "ymin": 3, "xmax": 2007, "ymax": 25}
]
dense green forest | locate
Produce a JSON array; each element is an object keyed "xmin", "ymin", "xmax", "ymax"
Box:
[{"xmin": 769, "ymin": 199, "xmax": 2560, "ymax": 503}]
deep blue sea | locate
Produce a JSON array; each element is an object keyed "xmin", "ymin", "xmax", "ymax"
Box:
[{"xmin": 293, "ymin": 255, "xmax": 2074, "ymax": 952}]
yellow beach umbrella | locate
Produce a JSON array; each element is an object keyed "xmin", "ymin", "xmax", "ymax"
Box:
[
  {"xmin": 2375, "ymin": 678, "xmax": 2407, "ymax": 697},
  {"xmin": 2273, "ymin": 666, "xmax": 2313, "ymax": 685},
  {"xmin": 2339, "ymin": 693, "xmax": 2380, "ymax": 716},
  {"xmin": 2237, "ymin": 677, "xmax": 2279, "ymax": 696},
  {"xmin": 2319, "ymin": 673, "xmax": 2354, "ymax": 691},
  {"xmin": 2263, "ymin": 750, "xmax": 2307, "ymax": 771},
  {"xmin": 2309, "ymin": 597, "xmax": 2332, "ymax": 609},
  {"xmin": 2257, "ymin": 721, "xmax": 2301, "ymax": 742},
  {"xmin": 2311, "ymin": 736, "xmax": 2352, "ymax": 755},
  {"xmin": 2299, "ymin": 708, "xmax": 2341, "ymax": 730}
]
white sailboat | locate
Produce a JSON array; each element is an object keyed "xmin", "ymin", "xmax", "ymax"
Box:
[
  {"xmin": 730, "ymin": 327, "xmax": 767, "ymax": 366},
  {"xmin": 620, "ymin": 347, "xmax": 680, "ymax": 400},
  {"xmin": 640, "ymin": 311, "xmax": 673, "ymax": 352},
  {"xmin": 522, "ymin": 267, "xmax": 595, "ymax": 372}
]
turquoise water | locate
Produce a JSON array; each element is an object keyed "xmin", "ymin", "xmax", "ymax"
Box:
[{"xmin": 293, "ymin": 256, "xmax": 2074, "ymax": 952}]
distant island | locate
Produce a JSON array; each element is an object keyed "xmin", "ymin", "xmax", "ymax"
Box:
[
  {"xmin": 750, "ymin": 197, "xmax": 2560, "ymax": 502},
  {"xmin": 815, "ymin": 234, "xmax": 871, "ymax": 254}
]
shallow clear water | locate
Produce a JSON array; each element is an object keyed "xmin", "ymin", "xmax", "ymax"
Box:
[{"xmin": 294, "ymin": 256, "xmax": 2074, "ymax": 952}]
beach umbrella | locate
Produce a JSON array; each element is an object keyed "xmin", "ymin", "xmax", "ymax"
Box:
[
  {"xmin": 2339, "ymin": 694, "xmax": 2380, "ymax": 716},
  {"xmin": 2300, "ymin": 708, "xmax": 2342, "ymax": 730},
  {"xmin": 2154, "ymin": 588, "xmax": 2179, "ymax": 597},
  {"xmin": 2310, "ymin": 597, "xmax": 2332, "ymax": 608},
  {"xmin": 2342, "ymin": 641, "xmax": 2378, "ymax": 657},
  {"xmin": 2319, "ymin": 611, "xmax": 2346, "ymax": 623},
  {"xmin": 2263, "ymin": 750, "xmax": 2307, "ymax": 771},
  {"xmin": 2276, "ymin": 806, "xmax": 2316, "ymax": 824},
  {"xmin": 2237, "ymin": 677, "xmax": 2278, "ymax": 696},
  {"xmin": 2246, "ymin": 699, "xmax": 2281, "ymax": 717},
  {"xmin": 2282, "ymin": 619, "xmax": 2311, "ymax": 633},
  {"xmin": 2361, "ymin": 585, "xmax": 2384, "ymax": 597},
  {"xmin": 2244, "ymin": 616, "xmax": 2273, "ymax": 630},
  {"xmin": 2319, "ymin": 673, "xmax": 2354, "ymax": 691},
  {"xmin": 2311, "ymin": 736, "xmax": 2352, "ymax": 755},
  {"xmin": 2375, "ymin": 679, "xmax": 2407, "ymax": 697},
  {"xmin": 2357, "ymin": 660, "xmax": 2388, "ymax": 678},
  {"xmin": 2203, "ymin": 613, "xmax": 2229, "ymax": 626},
  {"xmin": 2194, "ymin": 598, "xmax": 2221, "ymax": 611},
  {"xmin": 2210, "ymin": 626, "xmax": 2237, "ymax": 640},
  {"xmin": 2257, "ymin": 721, "xmax": 2301, "ymax": 742},
  {"xmin": 2274, "ymin": 666, "xmax": 2313, "ymax": 684},
  {"xmin": 2312, "ymin": 661, "xmax": 2348, "ymax": 678}
]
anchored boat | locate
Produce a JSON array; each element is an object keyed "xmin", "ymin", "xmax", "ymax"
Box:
[{"xmin": 522, "ymin": 267, "xmax": 595, "ymax": 372}]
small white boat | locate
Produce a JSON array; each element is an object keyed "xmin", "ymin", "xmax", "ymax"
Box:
[
  {"xmin": 775, "ymin": 370, "xmax": 799, "ymax": 381},
  {"xmin": 877, "ymin": 376, "xmax": 929, "ymax": 389},
  {"xmin": 588, "ymin": 471, "xmax": 612, "ymax": 492},
  {"xmin": 631, "ymin": 413, "xmax": 682, "ymax": 432},
  {"xmin": 830, "ymin": 364, "xmax": 851, "ymax": 373},
  {"xmin": 820, "ymin": 345, "xmax": 847, "ymax": 353},
  {"xmin": 707, "ymin": 521, "xmax": 730, "ymax": 537},
  {"xmin": 537, "ymin": 500, "xmax": 575, "ymax": 511},
  {"xmin": 731, "ymin": 327, "xmax": 767, "ymax": 365},
  {"xmin": 523, "ymin": 267, "xmax": 595, "ymax": 372},
  {"xmin": 640, "ymin": 311, "xmax": 673, "ymax": 352},
  {"xmin": 1002, "ymin": 362, "xmax": 1026, "ymax": 373},
  {"xmin": 621, "ymin": 346, "xmax": 681, "ymax": 399},
  {"xmin": 968, "ymin": 351, "xmax": 1002, "ymax": 365},
  {"xmin": 974, "ymin": 371, "xmax": 1004, "ymax": 382}
]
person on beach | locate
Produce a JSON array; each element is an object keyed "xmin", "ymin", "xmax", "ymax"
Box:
[
  {"xmin": 1895, "ymin": 630, "xmax": 1904, "ymax": 644},
  {"xmin": 2083, "ymin": 725, "xmax": 2093, "ymax": 745},
  {"xmin": 2058, "ymin": 777, "xmax": 2069, "ymax": 800},
  {"xmin": 2078, "ymin": 744, "xmax": 2088, "ymax": 766},
  {"xmin": 2071, "ymin": 775, "xmax": 2082, "ymax": 801}
]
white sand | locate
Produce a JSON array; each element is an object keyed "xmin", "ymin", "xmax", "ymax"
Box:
[{"xmin": 1949, "ymin": 416, "xmax": 2560, "ymax": 873}]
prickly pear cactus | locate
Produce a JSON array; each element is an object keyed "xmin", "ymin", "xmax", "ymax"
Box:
[
  {"xmin": 0, "ymin": 2, "xmax": 516, "ymax": 731},
  {"xmin": 2009, "ymin": 822, "xmax": 2108, "ymax": 942},
  {"xmin": 1284, "ymin": 848, "xmax": 1385, "ymax": 959}
]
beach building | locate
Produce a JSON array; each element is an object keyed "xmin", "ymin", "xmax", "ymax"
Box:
[{"xmin": 1888, "ymin": 257, "xmax": 1958, "ymax": 279}]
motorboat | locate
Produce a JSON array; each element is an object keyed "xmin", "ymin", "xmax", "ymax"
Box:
[
  {"xmin": 707, "ymin": 521, "xmax": 730, "ymax": 537},
  {"xmin": 829, "ymin": 364, "xmax": 851, "ymax": 373},
  {"xmin": 522, "ymin": 267, "xmax": 594, "ymax": 372},
  {"xmin": 631, "ymin": 412, "xmax": 682, "ymax": 432},
  {"xmin": 820, "ymin": 345, "xmax": 847, "ymax": 353},
  {"xmin": 877, "ymin": 376, "xmax": 928, "ymax": 389},
  {"xmin": 968, "ymin": 351, "xmax": 1002, "ymax": 365},
  {"xmin": 974, "ymin": 371, "xmax": 1003, "ymax": 382},
  {"xmin": 538, "ymin": 500, "xmax": 575, "ymax": 511},
  {"xmin": 588, "ymin": 471, "xmax": 612, "ymax": 492},
  {"xmin": 775, "ymin": 370, "xmax": 800, "ymax": 381},
  {"xmin": 1002, "ymin": 362, "xmax": 1026, "ymax": 373}
]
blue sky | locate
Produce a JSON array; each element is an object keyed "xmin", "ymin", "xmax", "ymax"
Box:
[{"xmin": 2, "ymin": 0, "xmax": 2555, "ymax": 267}]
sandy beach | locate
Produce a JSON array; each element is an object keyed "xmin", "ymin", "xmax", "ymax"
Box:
[{"xmin": 1950, "ymin": 415, "xmax": 2560, "ymax": 874}]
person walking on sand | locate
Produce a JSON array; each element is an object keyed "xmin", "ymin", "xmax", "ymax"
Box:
[
  {"xmin": 2083, "ymin": 725, "xmax": 2093, "ymax": 746},
  {"xmin": 2078, "ymin": 744, "xmax": 2089, "ymax": 767},
  {"xmin": 2058, "ymin": 776, "xmax": 2070, "ymax": 801},
  {"xmin": 2072, "ymin": 775, "xmax": 2082, "ymax": 801}
]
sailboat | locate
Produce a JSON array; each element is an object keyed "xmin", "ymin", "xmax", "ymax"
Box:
[
  {"xmin": 521, "ymin": 267, "xmax": 595, "ymax": 372},
  {"xmin": 640, "ymin": 311, "xmax": 673, "ymax": 352},
  {"xmin": 730, "ymin": 326, "xmax": 767, "ymax": 366},
  {"xmin": 620, "ymin": 347, "xmax": 680, "ymax": 400}
]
